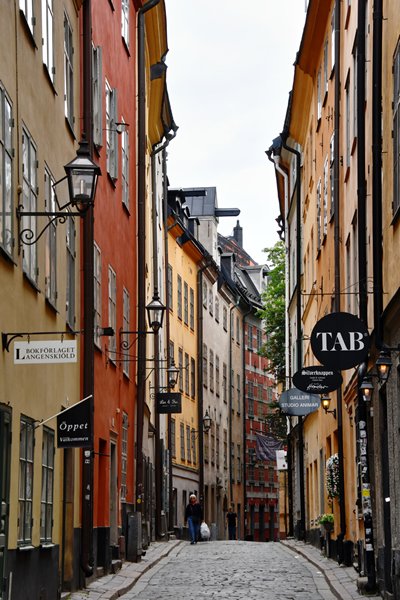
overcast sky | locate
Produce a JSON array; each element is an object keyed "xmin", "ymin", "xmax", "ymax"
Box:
[{"xmin": 164, "ymin": 1, "xmax": 307, "ymax": 265}]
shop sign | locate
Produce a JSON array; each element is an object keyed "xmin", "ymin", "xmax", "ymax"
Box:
[
  {"xmin": 310, "ymin": 312, "xmax": 370, "ymax": 370},
  {"xmin": 293, "ymin": 366, "xmax": 343, "ymax": 394},
  {"xmin": 156, "ymin": 392, "xmax": 182, "ymax": 414},
  {"xmin": 279, "ymin": 388, "xmax": 321, "ymax": 416},
  {"xmin": 14, "ymin": 340, "xmax": 77, "ymax": 364},
  {"xmin": 57, "ymin": 398, "xmax": 91, "ymax": 448}
]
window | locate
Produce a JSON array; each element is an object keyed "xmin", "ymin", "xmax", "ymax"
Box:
[
  {"xmin": 121, "ymin": 413, "xmax": 128, "ymax": 500},
  {"xmin": 94, "ymin": 243, "xmax": 102, "ymax": 346},
  {"xmin": 216, "ymin": 424, "xmax": 220, "ymax": 469},
  {"xmin": 248, "ymin": 382, "xmax": 254, "ymax": 417},
  {"xmin": 185, "ymin": 352, "xmax": 189, "ymax": 395},
  {"xmin": 222, "ymin": 363, "xmax": 227, "ymax": 404},
  {"xmin": 184, "ymin": 282, "xmax": 189, "ymax": 325},
  {"xmin": 331, "ymin": 7, "xmax": 336, "ymax": 71},
  {"xmin": 106, "ymin": 81, "xmax": 118, "ymax": 179},
  {"xmin": 317, "ymin": 68, "xmax": 322, "ymax": 121},
  {"xmin": 215, "ymin": 355, "xmax": 220, "ymax": 396},
  {"xmin": 180, "ymin": 422, "xmax": 185, "ymax": 460},
  {"xmin": 352, "ymin": 40, "xmax": 358, "ymax": 143},
  {"xmin": 345, "ymin": 75, "xmax": 350, "ymax": 168},
  {"xmin": 247, "ymin": 325, "xmax": 253, "ymax": 351},
  {"xmin": 0, "ymin": 85, "xmax": 13, "ymax": 256},
  {"xmin": 19, "ymin": 417, "xmax": 34, "ymax": 544},
  {"xmin": 316, "ymin": 178, "xmax": 322, "ymax": 249},
  {"xmin": 66, "ymin": 219, "xmax": 76, "ymax": 328},
  {"xmin": 202, "ymin": 344, "xmax": 208, "ymax": 387},
  {"xmin": 202, "ymin": 281, "xmax": 207, "ymax": 308},
  {"xmin": 237, "ymin": 445, "xmax": 241, "ymax": 482},
  {"xmin": 22, "ymin": 127, "xmax": 38, "ymax": 282},
  {"xmin": 231, "ymin": 443, "xmax": 235, "ymax": 480},
  {"xmin": 167, "ymin": 265, "xmax": 173, "ymax": 310},
  {"xmin": 122, "ymin": 288, "xmax": 130, "ymax": 377},
  {"xmin": 20, "ymin": 0, "xmax": 34, "ymax": 34},
  {"xmin": 223, "ymin": 306, "xmax": 228, "ymax": 331},
  {"xmin": 178, "ymin": 347, "xmax": 183, "ymax": 393},
  {"xmin": 256, "ymin": 329, "xmax": 263, "ymax": 352},
  {"xmin": 209, "ymin": 289, "xmax": 213, "ymax": 316},
  {"xmin": 42, "ymin": 0, "xmax": 54, "ymax": 82},
  {"xmin": 231, "ymin": 312, "xmax": 235, "ymax": 340},
  {"xmin": 45, "ymin": 168, "xmax": 57, "ymax": 306},
  {"xmin": 223, "ymin": 429, "xmax": 227, "ymax": 469},
  {"xmin": 237, "ymin": 374, "xmax": 241, "ymax": 413},
  {"xmin": 394, "ymin": 44, "xmax": 400, "ymax": 214},
  {"xmin": 41, "ymin": 428, "xmax": 54, "ymax": 542},
  {"xmin": 191, "ymin": 428, "xmax": 197, "ymax": 464},
  {"xmin": 121, "ymin": 121, "xmax": 129, "ymax": 208},
  {"xmin": 323, "ymin": 157, "xmax": 328, "ymax": 238},
  {"xmin": 190, "ymin": 357, "xmax": 196, "ymax": 398},
  {"xmin": 186, "ymin": 425, "xmax": 191, "ymax": 463},
  {"xmin": 323, "ymin": 39, "xmax": 328, "ymax": 95},
  {"xmin": 92, "ymin": 46, "xmax": 103, "ymax": 147},
  {"xmin": 108, "ymin": 266, "xmax": 116, "ymax": 357},
  {"xmin": 171, "ymin": 418, "xmax": 176, "ymax": 459},
  {"xmin": 121, "ymin": 0, "xmax": 129, "ymax": 46},
  {"xmin": 330, "ymin": 133, "xmax": 335, "ymax": 217},
  {"xmin": 189, "ymin": 287, "xmax": 194, "ymax": 329},
  {"xmin": 236, "ymin": 316, "xmax": 240, "ymax": 344},
  {"xmin": 209, "ymin": 350, "xmax": 214, "ymax": 392},
  {"xmin": 215, "ymin": 296, "xmax": 219, "ymax": 322},
  {"xmin": 177, "ymin": 275, "xmax": 182, "ymax": 320},
  {"xmin": 64, "ymin": 12, "xmax": 74, "ymax": 126}
]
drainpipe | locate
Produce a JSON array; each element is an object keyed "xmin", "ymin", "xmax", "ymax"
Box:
[
  {"xmin": 81, "ymin": 0, "xmax": 95, "ymax": 577},
  {"xmin": 332, "ymin": 0, "xmax": 347, "ymax": 563},
  {"xmin": 136, "ymin": 0, "xmax": 161, "ymax": 517},
  {"xmin": 241, "ymin": 305, "xmax": 252, "ymax": 538},
  {"xmin": 281, "ymin": 135, "xmax": 305, "ymax": 541},
  {"xmin": 228, "ymin": 297, "xmax": 240, "ymax": 507},
  {"xmin": 357, "ymin": 0, "xmax": 376, "ymax": 590}
]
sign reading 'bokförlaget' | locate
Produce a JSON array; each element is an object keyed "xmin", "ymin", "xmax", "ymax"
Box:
[
  {"xmin": 279, "ymin": 388, "xmax": 321, "ymax": 416},
  {"xmin": 293, "ymin": 366, "xmax": 343, "ymax": 394},
  {"xmin": 14, "ymin": 340, "xmax": 77, "ymax": 364},
  {"xmin": 310, "ymin": 312, "xmax": 370, "ymax": 371}
]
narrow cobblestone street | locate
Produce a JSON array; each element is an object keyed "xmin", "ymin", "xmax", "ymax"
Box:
[{"xmin": 119, "ymin": 541, "xmax": 337, "ymax": 600}]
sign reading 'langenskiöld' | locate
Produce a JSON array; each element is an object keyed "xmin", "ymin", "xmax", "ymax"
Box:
[
  {"xmin": 279, "ymin": 388, "xmax": 321, "ymax": 416},
  {"xmin": 311, "ymin": 312, "xmax": 370, "ymax": 371},
  {"xmin": 293, "ymin": 366, "xmax": 343, "ymax": 394}
]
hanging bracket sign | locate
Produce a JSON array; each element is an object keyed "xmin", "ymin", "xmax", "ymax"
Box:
[
  {"xmin": 156, "ymin": 392, "xmax": 182, "ymax": 414},
  {"xmin": 293, "ymin": 366, "xmax": 343, "ymax": 394},
  {"xmin": 279, "ymin": 388, "xmax": 321, "ymax": 416},
  {"xmin": 14, "ymin": 340, "xmax": 77, "ymax": 364},
  {"xmin": 310, "ymin": 312, "xmax": 370, "ymax": 370}
]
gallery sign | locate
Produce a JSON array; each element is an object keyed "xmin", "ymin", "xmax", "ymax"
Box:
[
  {"xmin": 293, "ymin": 366, "xmax": 343, "ymax": 394},
  {"xmin": 279, "ymin": 388, "xmax": 321, "ymax": 416},
  {"xmin": 156, "ymin": 392, "xmax": 182, "ymax": 414},
  {"xmin": 57, "ymin": 398, "xmax": 91, "ymax": 448},
  {"xmin": 14, "ymin": 340, "xmax": 77, "ymax": 364},
  {"xmin": 310, "ymin": 312, "xmax": 370, "ymax": 371}
]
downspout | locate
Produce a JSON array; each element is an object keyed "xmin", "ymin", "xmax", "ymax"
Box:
[
  {"xmin": 136, "ymin": 0, "xmax": 161, "ymax": 515},
  {"xmin": 333, "ymin": 0, "xmax": 347, "ymax": 561},
  {"xmin": 81, "ymin": 0, "xmax": 95, "ymax": 577},
  {"xmin": 242, "ymin": 305, "xmax": 252, "ymax": 537},
  {"xmin": 229, "ymin": 298, "xmax": 239, "ymax": 507},
  {"xmin": 281, "ymin": 135, "xmax": 305, "ymax": 541},
  {"xmin": 150, "ymin": 133, "xmax": 177, "ymax": 538},
  {"xmin": 357, "ymin": 0, "xmax": 376, "ymax": 590}
]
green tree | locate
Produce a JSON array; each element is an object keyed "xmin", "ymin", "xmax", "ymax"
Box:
[{"xmin": 258, "ymin": 240, "xmax": 286, "ymax": 384}]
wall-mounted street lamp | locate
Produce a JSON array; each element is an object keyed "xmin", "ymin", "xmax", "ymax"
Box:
[
  {"xmin": 17, "ymin": 137, "xmax": 101, "ymax": 247},
  {"xmin": 359, "ymin": 348, "xmax": 397, "ymax": 402},
  {"xmin": 166, "ymin": 360, "xmax": 180, "ymax": 389},
  {"xmin": 321, "ymin": 394, "xmax": 337, "ymax": 419},
  {"xmin": 359, "ymin": 376, "xmax": 374, "ymax": 402},
  {"xmin": 120, "ymin": 293, "xmax": 166, "ymax": 351},
  {"xmin": 375, "ymin": 350, "xmax": 393, "ymax": 383},
  {"xmin": 191, "ymin": 409, "xmax": 212, "ymax": 441}
]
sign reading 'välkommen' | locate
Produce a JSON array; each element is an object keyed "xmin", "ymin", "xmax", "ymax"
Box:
[
  {"xmin": 310, "ymin": 312, "xmax": 370, "ymax": 371},
  {"xmin": 14, "ymin": 340, "xmax": 77, "ymax": 364}
]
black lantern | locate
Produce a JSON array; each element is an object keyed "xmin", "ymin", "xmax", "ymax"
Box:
[
  {"xmin": 64, "ymin": 137, "xmax": 101, "ymax": 214},
  {"xmin": 360, "ymin": 376, "xmax": 374, "ymax": 402},
  {"xmin": 321, "ymin": 394, "xmax": 336, "ymax": 418},
  {"xmin": 202, "ymin": 409, "xmax": 212, "ymax": 432},
  {"xmin": 376, "ymin": 350, "xmax": 393, "ymax": 383},
  {"xmin": 146, "ymin": 293, "xmax": 166, "ymax": 333},
  {"xmin": 166, "ymin": 360, "xmax": 180, "ymax": 389}
]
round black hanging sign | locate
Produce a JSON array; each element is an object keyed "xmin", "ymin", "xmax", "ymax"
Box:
[
  {"xmin": 293, "ymin": 366, "xmax": 343, "ymax": 394},
  {"xmin": 310, "ymin": 312, "xmax": 370, "ymax": 371}
]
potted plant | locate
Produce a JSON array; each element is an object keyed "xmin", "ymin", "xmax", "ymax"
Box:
[{"xmin": 318, "ymin": 513, "xmax": 334, "ymax": 532}]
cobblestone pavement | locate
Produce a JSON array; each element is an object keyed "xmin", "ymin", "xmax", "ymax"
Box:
[{"xmin": 120, "ymin": 540, "xmax": 338, "ymax": 600}]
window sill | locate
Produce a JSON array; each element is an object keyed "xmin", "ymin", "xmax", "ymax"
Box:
[
  {"xmin": 40, "ymin": 543, "xmax": 55, "ymax": 549},
  {"xmin": 18, "ymin": 545, "xmax": 35, "ymax": 552}
]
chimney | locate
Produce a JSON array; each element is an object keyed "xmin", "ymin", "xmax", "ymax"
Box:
[{"xmin": 233, "ymin": 220, "xmax": 243, "ymax": 248}]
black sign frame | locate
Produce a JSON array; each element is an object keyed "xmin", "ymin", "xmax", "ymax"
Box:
[
  {"xmin": 57, "ymin": 399, "xmax": 92, "ymax": 448},
  {"xmin": 293, "ymin": 366, "xmax": 343, "ymax": 394},
  {"xmin": 156, "ymin": 392, "xmax": 182, "ymax": 414}
]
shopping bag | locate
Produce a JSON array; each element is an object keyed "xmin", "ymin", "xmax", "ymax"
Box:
[{"xmin": 200, "ymin": 521, "xmax": 210, "ymax": 540}]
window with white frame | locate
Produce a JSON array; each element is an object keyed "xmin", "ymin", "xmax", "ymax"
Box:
[
  {"xmin": 209, "ymin": 289, "xmax": 213, "ymax": 316},
  {"xmin": 92, "ymin": 45, "xmax": 103, "ymax": 147},
  {"xmin": 186, "ymin": 425, "xmax": 191, "ymax": 463},
  {"xmin": 20, "ymin": 0, "xmax": 34, "ymax": 34},
  {"xmin": 222, "ymin": 363, "xmax": 227, "ymax": 403},
  {"xmin": 121, "ymin": 122, "xmax": 129, "ymax": 208},
  {"xmin": 215, "ymin": 355, "xmax": 220, "ymax": 396},
  {"xmin": 237, "ymin": 374, "xmax": 241, "ymax": 413},
  {"xmin": 178, "ymin": 347, "xmax": 183, "ymax": 393},
  {"xmin": 345, "ymin": 75, "xmax": 350, "ymax": 168},
  {"xmin": 223, "ymin": 305, "xmax": 227, "ymax": 331},
  {"xmin": 202, "ymin": 280, "xmax": 207, "ymax": 307},
  {"xmin": 185, "ymin": 352, "xmax": 189, "ymax": 395},
  {"xmin": 317, "ymin": 69, "xmax": 322, "ymax": 121},
  {"xmin": 191, "ymin": 428, "xmax": 197, "ymax": 464},
  {"xmin": 189, "ymin": 287, "xmax": 194, "ymax": 329},
  {"xmin": 66, "ymin": 219, "xmax": 76, "ymax": 328},
  {"xmin": 215, "ymin": 295, "xmax": 219, "ymax": 322},
  {"xmin": 331, "ymin": 7, "xmax": 335, "ymax": 70},
  {"xmin": 247, "ymin": 324, "xmax": 253, "ymax": 350},
  {"xmin": 121, "ymin": 412, "xmax": 128, "ymax": 501},
  {"xmin": 19, "ymin": 416, "xmax": 34, "ymax": 544},
  {"xmin": 170, "ymin": 419, "xmax": 176, "ymax": 458},
  {"xmin": 184, "ymin": 282, "xmax": 188, "ymax": 325},
  {"xmin": 394, "ymin": 44, "xmax": 400, "ymax": 215},
  {"xmin": 180, "ymin": 422, "xmax": 185, "ymax": 460},
  {"xmin": 316, "ymin": 178, "xmax": 322, "ymax": 249},
  {"xmin": 22, "ymin": 127, "xmax": 37, "ymax": 282},
  {"xmin": 105, "ymin": 81, "xmax": 118, "ymax": 179},
  {"xmin": 64, "ymin": 12, "xmax": 74, "ymax": 126},
  {"xmin": 108, "ymin": 266, "xmax": 116, "ymax": 357},
  {"xmin": 323, "ymin": 157, "xmax": 328, "ymax": 238},
  {"xmin": 352, "ymin": 40, "xmax": 358, "ymax": 143},
  {"xmin": 167, "ymin": 265, "xmax": 173, "ymax": 310},
  {"xmin": 223, "ymin": 429, "xmax": 227, "ymax": 469},
  {"xmin": 190, "ymin": 357, "xmax": 195, "ymax": 398},
  {"xmin": 237, "ymin": 445, "xmax": 241, "ymax": 482},
  {"xmin": 203, "ymin": 343, "xmax": 208, "ymax": 387},
  {"xmin": 0, "ymin": 85, "xmax": 13, "ymax": 256},
  {"xmin": 121, "ymin": 0, "xmax": 129, "ymax": 46},
  {"xmin": 40, "ymin": 428, "xmax": 54, "ymax": 542},
  {"xmin": 323, "ymin": 39, "xmax": 328, "ymax": 95},
  {"xmin": 94, "ymin": 243, "xmax": 102, "ymax": 346},
  {"xmin": 122, "ymin": 288, "xmax": 130, "ymax": 377},
  {"xmin": 42, "ymin": 0, "xmax": 54, "ymax": 82},
  {"xmin": 209, "ymin": 349, "xmax": 214, "ymax": 392},
  {"xmin": 330, "ymin": 133, "xmax": 335, "ymax": 217},
  {"xmin": 45, "ymin": 168, "xmax": 57, "ymax": 305},
  {"xmin": 177, "ymin": 275, "xmax": 182, "ymax": 320}
]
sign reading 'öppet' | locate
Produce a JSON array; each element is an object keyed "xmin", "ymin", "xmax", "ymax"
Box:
[{"xmin": 310, "ymin": 312, "xmax": 370, "ymax": 371}]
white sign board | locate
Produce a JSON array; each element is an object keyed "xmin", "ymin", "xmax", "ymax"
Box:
[
  {"xmin": 276, "ymin": 449, "xmax": 287, "ymax": 471},
  {"xmin": 14, "ymin": 340, "xmax": 78, "ymax": 364}
]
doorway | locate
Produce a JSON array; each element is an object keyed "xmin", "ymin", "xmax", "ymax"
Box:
[{"xmin": 0, "ymin": 407, "xmax": 11, "ymax": 599}]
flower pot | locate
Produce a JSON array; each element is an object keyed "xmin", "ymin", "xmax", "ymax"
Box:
[{"xmin": 322, "ymin": 522, "xmax": 333, "ymax": 533}]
